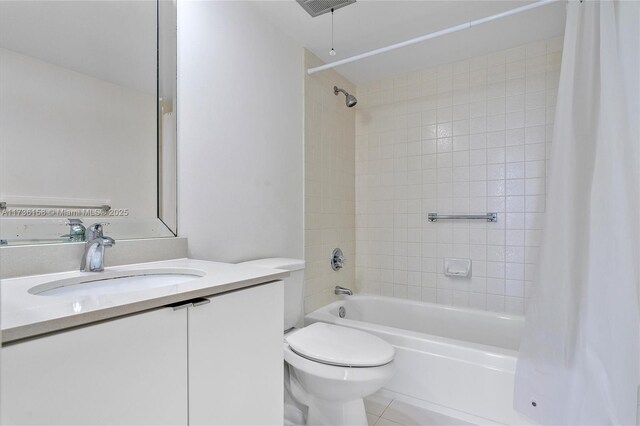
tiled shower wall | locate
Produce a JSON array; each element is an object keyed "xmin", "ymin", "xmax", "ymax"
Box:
[
  {"xmin": 354, "ymin": 37, "xmax": 563, "ymax": 313},
  {"xmin": 304, "ymin": 50, "xmax": 356, "ymax": 313}
]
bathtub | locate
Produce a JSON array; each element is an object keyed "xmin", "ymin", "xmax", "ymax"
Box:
[{"xmin": 305, "ymin": 295, "xmax": 533, "ymax": 425}]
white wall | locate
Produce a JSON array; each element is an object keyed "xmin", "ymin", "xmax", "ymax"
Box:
[
  {"xmin": 355, "ymin": 38, "xmax": 563, "ymax": 314},
  {"xmin": 177, "ymin": 1, "xmax": 304, "ymax": 263}
]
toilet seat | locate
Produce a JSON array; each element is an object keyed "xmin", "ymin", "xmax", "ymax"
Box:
[
  {"xmin": 285, "ymin": 323, "xmax": 394, "ymax": 367},
  {"xmin": 283, "ymin": 343, "xmax": 394, "ymax": 387}
]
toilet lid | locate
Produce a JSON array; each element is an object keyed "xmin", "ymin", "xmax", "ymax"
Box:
[{"xmin": 285, "ymin": 323, "xmax": 394, "ymax": 367}]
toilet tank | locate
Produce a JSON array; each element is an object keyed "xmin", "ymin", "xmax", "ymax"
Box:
[{"xmin": 236, "ymin": 258, "xmax": 305, "ymax": 331}]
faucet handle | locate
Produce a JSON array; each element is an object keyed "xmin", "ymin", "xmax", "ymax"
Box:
[{"xmin": 87, "ymin": 222, "xmax": 109, "ymax": 239}]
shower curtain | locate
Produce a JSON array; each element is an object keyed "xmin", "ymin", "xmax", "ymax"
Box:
[{"xmin": 514, "ymin": 0, "xmax": 640, "ymax": 424}]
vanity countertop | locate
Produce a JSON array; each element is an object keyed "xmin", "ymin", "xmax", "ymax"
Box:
[{"xmin": 1, "ymin": 258, "xmax": 289, "ymax": 343}]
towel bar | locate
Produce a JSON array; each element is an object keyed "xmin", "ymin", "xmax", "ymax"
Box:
[{"xmin": 428, "ymin": 213, "xmax": 497, "ymax": 222}]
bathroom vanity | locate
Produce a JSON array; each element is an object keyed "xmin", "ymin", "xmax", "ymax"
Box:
[
  {"xmin": 0, "ymin": 2, "xmax": 290, "ymax": 424},
  {"xmin": 1, "ymin": 259, "xmax": 287, "ymax": 425}
]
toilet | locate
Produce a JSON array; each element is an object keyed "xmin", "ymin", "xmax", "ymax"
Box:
[{"xmin": 238, "ymin": 258, "xmax": 394, "ymax": 426}]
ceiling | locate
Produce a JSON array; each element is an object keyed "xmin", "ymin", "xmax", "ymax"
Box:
[
  {"xmin": 251, "ymin": 0, "xmax": 566, "ymax": 85},
  {"xmin": 0, "ymin": 1, "xmax": 156, "ymax": 94}
]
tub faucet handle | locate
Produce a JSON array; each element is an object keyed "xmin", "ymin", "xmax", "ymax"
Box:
[{"xmin": 331, "ymin": 248, "xmax": 345, "ymax": 271}]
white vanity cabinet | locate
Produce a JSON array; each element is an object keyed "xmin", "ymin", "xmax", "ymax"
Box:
[
  {"xmin": 0, "ymin": 306, "xmax": 189, "ymax": 425},
  {"xmin": 188, "ymin": 279, "xmax": 284, "ymax": 425},
  {"xmin": 0, "ymin": 281, "xmax": 284, "ymax": 426}
]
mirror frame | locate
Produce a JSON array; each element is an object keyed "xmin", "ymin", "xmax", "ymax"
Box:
[{"xmin": 157, "ymin": 0, "xmax": 178, "ymax": 237}]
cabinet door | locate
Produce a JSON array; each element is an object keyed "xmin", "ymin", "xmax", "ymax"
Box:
[
  {"xmin": 1, "ymin": 307, "xmax": 188, "ymax": 426},
  {"xmin": 188, "ymin": 281, "xmax": 284, "ymax": 425}
]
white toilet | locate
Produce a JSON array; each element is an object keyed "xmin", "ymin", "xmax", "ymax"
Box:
[{"xmin": 239, "ymin": 258, "xmax": 394, "ymax": 426}]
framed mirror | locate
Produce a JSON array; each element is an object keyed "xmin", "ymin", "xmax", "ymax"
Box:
[{"xmin": 0, "ymin": 0, "xmax": 177, "ymax": 245}]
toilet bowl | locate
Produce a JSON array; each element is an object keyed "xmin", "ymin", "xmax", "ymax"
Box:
[
  {"xmin": 284, "ymin": 323, "xmax": 394, "ymax": 426},
  {"xmin": 237, "ymin": 258, "xmax": 395, "ymax": 426}
]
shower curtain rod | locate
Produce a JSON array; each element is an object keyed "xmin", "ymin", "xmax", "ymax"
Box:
[{"xmin": 307, "ymin": 0, "xmax": 561, "ymax": 75}]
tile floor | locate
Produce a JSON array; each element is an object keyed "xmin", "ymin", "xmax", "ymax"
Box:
[{"xmin": 364, "ymin": 393, "xmax": 475, "ymax": 426}]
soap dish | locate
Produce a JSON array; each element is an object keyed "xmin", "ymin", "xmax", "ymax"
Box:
[{"xmin": 444, "ymin": 258, "xmax": 471, "ymax": 278}]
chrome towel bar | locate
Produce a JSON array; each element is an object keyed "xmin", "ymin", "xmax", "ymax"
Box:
[
  {"xmin": 428, "ymin": 213, "xmax": 497, "ymax": 222},
  {"xmin": 0, "ymin": 201, "xmax": 111, "ymax": 211}
]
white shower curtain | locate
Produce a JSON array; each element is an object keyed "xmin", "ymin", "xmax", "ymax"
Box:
[{"xmin": 514, "ymin": 0, "xmax": 640, "ymax": 424}]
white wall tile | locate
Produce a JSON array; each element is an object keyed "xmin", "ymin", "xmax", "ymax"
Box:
[
  {"xmin": 354, "ymin": 39, "xmax": 561, "ymax": 312},
  {"xmin": 304, "ymin": 51, "xmax": 356, "ymax": 312}
]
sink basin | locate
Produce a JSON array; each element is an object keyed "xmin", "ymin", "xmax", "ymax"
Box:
[{"xmin": 29, "ymin": 269, "xmax": 206, "ymax": 297}]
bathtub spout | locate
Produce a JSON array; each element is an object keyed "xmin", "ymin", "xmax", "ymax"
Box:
[{"xmin": 335, "ymin": 286, "xmax": 353, "ymax": 296}]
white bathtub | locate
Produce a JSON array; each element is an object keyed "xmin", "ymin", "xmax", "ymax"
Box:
[{"xmin": 305, "ymin": 295, "xmax": 533, "ymax": 425}]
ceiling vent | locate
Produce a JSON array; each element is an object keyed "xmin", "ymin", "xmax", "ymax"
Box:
[{"xmin": 296, "ymin": 0, "xmax": 356, "ymax": 17}]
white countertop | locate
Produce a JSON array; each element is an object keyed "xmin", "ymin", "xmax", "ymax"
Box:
[{"xmin": 1, "ymin": 258, "xmax": 289, "ymax": 343}]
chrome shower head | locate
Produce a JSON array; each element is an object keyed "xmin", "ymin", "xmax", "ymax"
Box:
[
  {"xmin": 334, "ymin": 86, "xmax": 357, "ymax": 107},
  {"xmin": 345, "ymin": 93, "xmax": 358, "ymax": 107}
]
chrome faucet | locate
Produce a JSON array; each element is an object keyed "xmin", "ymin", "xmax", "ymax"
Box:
[
  {"xmin": 81, "ymin": 223, "xmax": 115, "ymax": 272},
  {"xmin": 334, "ymin": 286, "xmax": 353, "ymax": 296}
]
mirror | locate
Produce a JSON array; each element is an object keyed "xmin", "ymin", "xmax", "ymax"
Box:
[{"xmin": 0, "ymin": 0, "xmax": 177, "ymax": 245}]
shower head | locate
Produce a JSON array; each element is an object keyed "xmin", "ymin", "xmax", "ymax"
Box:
[{"xmin": 334, "ymin": 86, "xmax": 357, "ymax": 108}]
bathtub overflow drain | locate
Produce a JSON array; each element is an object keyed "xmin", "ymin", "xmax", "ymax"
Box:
[{"xmin": 338, "ymin": 306, "xmax": 346, "ymax": 318}]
